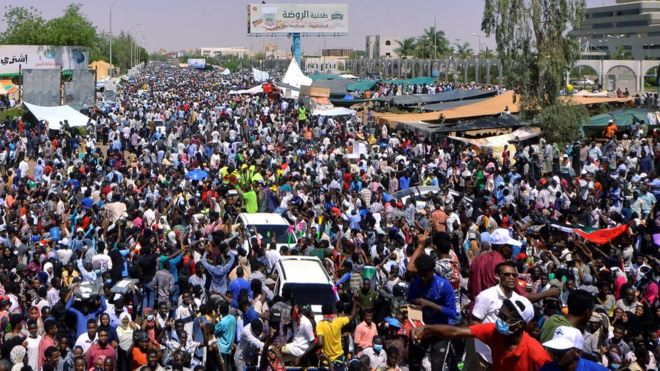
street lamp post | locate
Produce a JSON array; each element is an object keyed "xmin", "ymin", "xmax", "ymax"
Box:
[
  {"xmin": 471, "ymin": 32, "xmax": 485, "ymax": 56},
  {"xmin": 109, "ymin": 0, "xmax": 118, "ymax": 77}
]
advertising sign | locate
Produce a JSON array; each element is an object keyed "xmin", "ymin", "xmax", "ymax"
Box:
[
  {"xmin": 187, "ymin": 59, "xmax": 206, "ymax": 69},
  {"xmin": 0, "ymin": 45, "xmax": 89, "ymax": 75},
  {"xmin": 248, "ymin": 3, "xmax": 348, "ymax": 35}
]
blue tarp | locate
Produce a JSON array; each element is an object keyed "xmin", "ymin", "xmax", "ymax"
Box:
[{"xmin": 374, "ymin": 89, "xmax": 497, "ymax": 106}]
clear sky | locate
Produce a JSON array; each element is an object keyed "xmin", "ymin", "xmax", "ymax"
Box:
[{"xmin": 1, "ymin": 0, "xmax": 615, "ymax": 54}]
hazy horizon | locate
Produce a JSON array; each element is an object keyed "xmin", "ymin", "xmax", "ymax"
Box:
[{"xmin": 1, "ymin": 0, "xmax": 615, "ymax": 54}]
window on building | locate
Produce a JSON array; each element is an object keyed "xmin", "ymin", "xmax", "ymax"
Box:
[
  {"xmin": 643, "ymin": 44, "xmax": 660, "ymax": 50},
  {"xmin": 385, "ymin": 40, "xmax": 391, "ymax": 46},
  {"xmin": 591, "ymin": 11, "xmax": 613, "ymax": 18},
  {"xmin": 617, "ymin": 20, "xmax": 647, "ymax": 27},
  {"xmin": 386, "ymin": 52, "xmax": 391, "ymax": 57},
  {"xmin": 649, "ymin": 32, "xmax": 660, "ymax": 37},
  {"xmin": 592, "ymin": 23, "xmax": 613, "ymax": 29},
  {"xmin": 616, "ymin": 9, "xmax": 640, "ymax": 16}
]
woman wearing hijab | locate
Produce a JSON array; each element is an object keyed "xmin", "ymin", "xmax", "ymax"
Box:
[
  {"xmin": 10, "ymin": 345, "xmax": 26, "ymax": 371},
  {"xmin": 97, "ymin": 312, "xmax": 119, "ymax": 349},
  {"xmin": 116, "ymin": 312, "xmax": 137, "ymax": 371}
]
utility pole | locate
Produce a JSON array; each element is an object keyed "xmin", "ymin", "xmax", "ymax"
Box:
[{"xmin": 109, "ymin": 0, "xmax": 118, "ymax": 77}]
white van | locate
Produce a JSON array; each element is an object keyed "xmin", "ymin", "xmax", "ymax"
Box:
[
  {"xmin": 274, "ymin": 256, "xmax": 337, "ymax": 322},
  {"xmin": 235, "ymin": 213, "xmax": 297, "ymax": 255}
]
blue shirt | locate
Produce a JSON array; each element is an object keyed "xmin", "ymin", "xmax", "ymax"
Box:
[
  {"xmin": 215, "ymin": 314, "xmax": 237, "ymax": 354},
  {"xmin": 540, "ymin": 357, "xmax": 607, "ymax": 371},
  {"xmin": 407, "ymin": 274, "xmax": 457, "ymax": 325},
  {"xmin": 66, "ymin": 296, "xmax": 107, "ymax": 338},
  {"xmin": 202, "ymin": 252, "xmax": 236, "ymax": 295},
  {"xmin": 229, "ymin": 278, "xmax": 252, "ymax": 308}
]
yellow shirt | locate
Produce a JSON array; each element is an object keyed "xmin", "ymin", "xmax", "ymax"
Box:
[{"xmin": 316, "ymin": 316, "xmax": 349, "ymax": 361}]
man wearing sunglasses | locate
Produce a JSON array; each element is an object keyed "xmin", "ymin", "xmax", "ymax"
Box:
[
  {"xmin": 540, "ymin": 326, "xmax": 607, "ymax": 371},
  {"xmin": 412, "ymin": 297, "xmax": 552, "ymax": 371},
  {"xmin": 471, "ymin": 261, "xmax": 526, "ymax": 368}
]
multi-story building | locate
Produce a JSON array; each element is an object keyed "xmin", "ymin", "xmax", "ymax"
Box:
[
  {"xmin": 365, "ymin": 35, "xmax": 400, "ymax": 59},
  {"xmin": 200, "ymin": 47, "xmax": 250, "ymax": 58},
  {"xmin": 322, "ymin": 48, "xmax": 354, "ymax": 57},
  {"xmin": 571, "ymin": 0, "xmax": 660, "ymax": 60}
]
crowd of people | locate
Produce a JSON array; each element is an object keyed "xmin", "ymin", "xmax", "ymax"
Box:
[{"xmin": 0, "ymin": 61, "xmax": 657, "ymax": 371}]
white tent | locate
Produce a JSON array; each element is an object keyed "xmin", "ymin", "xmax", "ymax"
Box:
[
  {"xmin": 23, "ymin": 102, "xmax": 94, "ymax": 130},
  {"xmin": 311, "ymin": 107, "xmax": 356, "ymax": 116},
  {"xmin": 228, "ymin": 85, "xmax": 263, "ymax": 95},
  {"xmin": 282, "ymin": 58, "xmax": 312, "ymax": 89},
  {"xmin": 252, "ymin": 67, "xmax": 270, "ymax": 82}
]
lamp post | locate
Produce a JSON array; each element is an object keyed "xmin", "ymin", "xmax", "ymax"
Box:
[
  {"xmin": 471, "ymin": 32, "xmax": 485, "ymax": 56},
  {"xmin": 109, "ymin": 0, "xmax": 118, "ymax": 77}
]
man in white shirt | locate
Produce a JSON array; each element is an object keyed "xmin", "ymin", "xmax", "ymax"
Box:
[
  {"xmin": 469, "ymin": 261, "xmax": 525, "ymax": 368},
  {"xmin": 281, "ymin": 306, "xmax": 315, "ymax": 362},
  {"xmin": 74, "ymin": 319, "xmax": 98, "ymax": 353}
]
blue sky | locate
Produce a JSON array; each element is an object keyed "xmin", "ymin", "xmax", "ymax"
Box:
[{"xmin": 2, "ymin": 0, "xmax": 615, "ymax": 53}]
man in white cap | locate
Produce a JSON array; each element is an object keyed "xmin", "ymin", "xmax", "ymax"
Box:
[
  {"xmin": 541, "ymin": 326, "xmax": 607, "ymax": 371},
  {"xmin": 413, "ymin": 297, "xmax": 552, "ymax": 371}
]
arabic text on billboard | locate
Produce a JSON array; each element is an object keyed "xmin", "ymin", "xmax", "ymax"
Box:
[
  {"xmin": 188, "ymin": 59, "xmax": 206, "ymax": 69},
  {"xmin": 0, "ymin": 45, "xmax": 89, "ymax": 75},
  {"xmin": 248, "ymin": 4, "xmax": 348, "ymax": 35}
]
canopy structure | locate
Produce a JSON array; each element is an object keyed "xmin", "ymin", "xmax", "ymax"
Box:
[
  {"xmin": 375, "ymin": 91, "xmax": 522, "ymax": 127},
  {"xmin": 0, "ymin": 79, "xmax": 17, "ymax": 95},
  {"xmin": 282, "ymin": 58, "xmax": 312, "ymax": 89},
  {"xmin": 396, "ymin": 114, "xmax": 525, "ymax": 135},
  {"xmin": 375, "ymin": 91, "xmax": 635, "ymax": 127},
  {"xmin": 422, "ymin": 98, "xmax": 489, "ymax": 112},
  {"xmin": 448, "ymin": 126, "xmax": 541, "ymax": 148},
  {"xmin": 582, "ymin": 108, "xmax": 657, "ymax": 136},
  {"xmin": 374, "ymin": 89, "xmax": 497, "ymax": 107},
  {"xmin": 311, "ymin": 107, "xmax": 356, "ymax": 116},
  {"xmin": 23, "ymin": 102, "xmax": 93, "ymax": 130},
  {"xmin": 228, "ymin": 85, "xmax": 263, "ymax": 95}
]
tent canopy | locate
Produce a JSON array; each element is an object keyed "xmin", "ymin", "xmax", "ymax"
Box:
[
  {"xmin": 311, "ymin": 107, "xmax": 356, "ymax": 116},
  {"xmin": 374, "ymin": 89, "xmax": 496, "ymax": 106},
  {"xmin": 587, "ymin": 108, "xmax": 650, "ymax": 127},
  {"xmin": 282, "ymin": 58, "xmax": 312, "ymax": 89},
  {"xmin": 23, "ymin": 102, "xmax": 93, "ymax": 130}
]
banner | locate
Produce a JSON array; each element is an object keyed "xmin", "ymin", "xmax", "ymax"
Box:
[
  {"xmin": 0, "ymin": 45, "xmax": 89, "ymax": 75},
  {"xmin": 248, "ymin": 3, "xmax": 348, "ymax": 35},
  {"xmin": 64, "ymin": 70, "xmax": 95, "ymax": 110},
  {"xmin": 252, "ymin": 67, "xmax": 270, "ymax": 82},
  {"xmin": 187, "ymin": 59, "xmax": 206, "ymax": 69},
  {"xmin": 22, "ymin": 69, "xmax": 61, "ymax": 107}
]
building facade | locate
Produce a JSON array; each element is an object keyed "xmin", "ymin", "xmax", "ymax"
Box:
[
  {"xmin": 199, "ymin": 47, "xmax": 250, "ymax": 58},
  {"xmin": 303, "ymin": 56, "xmax": 348, "ymax": 74},
  {"xmin": 571, "ymin": 0, "xmax": 660, "ymax": 60},
  {"xmin": 365, "ymin": 35, "xmax": 400, "ymax": 59}
]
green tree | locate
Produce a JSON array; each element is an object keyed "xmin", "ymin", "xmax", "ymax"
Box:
[
  {"xmin": 481, "ymin": 46, "xmax": 496, "ymax": 59},
  {"xmin": 536, "ymin": 100, "xmax": 588, "ymax": 145},
  {"xmin": 482, "ymin": 0, "xmax": 586, "ymax": 111},
  {"xmin": 414, "ymin": 26, "xmax": 449, "ymax": 59},
  {"xmin": 454, "ymin": 41, "xmax": 474, "ymax": 59},
  {"xmin": 42, "ymin": 3, "xmax": 97, "ymax": 47},
  {"xmin": 613, "ymin": 46, "xmax": 633, "ymax": 60},
  {"xmin": 0, "ymin": 6, "xmax": 46, "ymax": 44},
  {"xmin": 395, "ymin": 37, "xmax": 416, "ymax": 58}
]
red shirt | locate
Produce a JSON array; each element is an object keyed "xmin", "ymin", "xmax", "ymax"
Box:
[
  {"xmin": 470, "ymin": 323, "xmax": 551, "ymax": 371},
  {"xmin": 86, "ymin": 343, "xmax": 117, "ymax": 367}
]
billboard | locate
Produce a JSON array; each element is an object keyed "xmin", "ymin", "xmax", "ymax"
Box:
[
  {"xmin": 22, "ymin": 69, "xmax": 62, "ymax": 107},
  {"xmin": 0, "ymin": 45, "xmax": 89, "ymax": 75},
  {"xmin": 187, "ymin": 59, "xmax": 206, "ymax": 69},
  {"xmin": 248, "ymin": 3, "xmax": 348, "ymax": 35}
]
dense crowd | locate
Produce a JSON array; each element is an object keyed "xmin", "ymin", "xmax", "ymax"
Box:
[{"xmin": 0, "ymin": 62, "xmax": 657, "ymax": 371}]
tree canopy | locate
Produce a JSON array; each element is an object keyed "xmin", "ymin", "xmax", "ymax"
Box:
[
  {"xmin": 0, "ymin": 3, "xmax": 148, "ymax": 73},
  {"xmin": 482, "ymin": 0, "xmax": 587, "ymax": 144}
]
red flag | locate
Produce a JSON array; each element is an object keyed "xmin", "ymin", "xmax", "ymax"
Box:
[{"xmin": 574, "ymin": 224, "xmax": 627, "ymax": 245}]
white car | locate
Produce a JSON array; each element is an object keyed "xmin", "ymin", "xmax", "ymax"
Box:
[
  {"xmin": 390, "ymin": 186, "xmax": 472, "ymax": 210},
  {"xmin": 235, "ymin": 213, "xmax": 297, "ymax": 255},
  {"xmin": 273, "ymin": 256, "xmax": 337, "ymax": 322}
]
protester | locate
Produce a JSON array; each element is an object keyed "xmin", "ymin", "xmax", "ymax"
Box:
[{"xmin": 0, "ymin": 62, "xmax": 656, "ymax": 371}]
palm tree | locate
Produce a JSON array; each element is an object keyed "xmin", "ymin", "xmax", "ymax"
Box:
[
  {"xmin": 454, "ymin": 42, "xmax": 474, "ymax": 59},
  {"xmin": 395, "ymin": 37, "xmax": 416, "ymax": 58},
  {"xmin": 414, "ymin": 26, "xmax": 449, "ymax": 59},
  {"xmin": 481, "ymin": 46, "xmax": 496, "ymax": 60}
]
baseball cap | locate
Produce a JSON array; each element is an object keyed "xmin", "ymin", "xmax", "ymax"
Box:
[
  {"xmin": 542, "ymin": 326, "xmax": 584, "ymax": 351},
  {"xmin": 503, "ymin": 297, "xmax": 534, "ymax": 323},
  {"xmin": 490, "ymin": 228, "xmax": 522, "ymax": 247}
]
